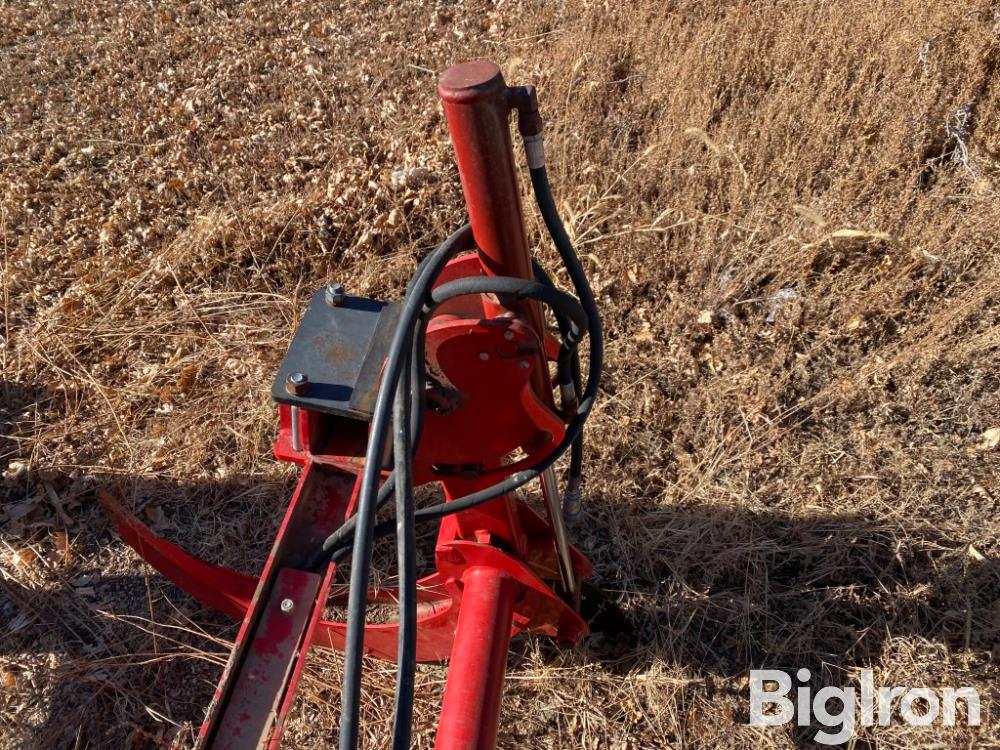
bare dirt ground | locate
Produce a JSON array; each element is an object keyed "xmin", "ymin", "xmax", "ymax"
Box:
[{"xmin": 2, "ymin": 1, "xmax": 999, "ymax": 748}]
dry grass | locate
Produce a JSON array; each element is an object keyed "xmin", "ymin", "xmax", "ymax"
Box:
[{"xmin": 2, "ymin": 0, "xmax": 1000, "ymax": 748}]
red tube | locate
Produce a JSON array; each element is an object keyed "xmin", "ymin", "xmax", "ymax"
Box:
[
  {"xmin": 438, "ymin": 60, "xmax": 553, "ymax": 403},
  {"xmin": 438, "ymin": 61, "xmax": 533, "ymax": 282},
  {"xmin": 434, "ymin": 567, "xmax": 518, "ymax": 750}
]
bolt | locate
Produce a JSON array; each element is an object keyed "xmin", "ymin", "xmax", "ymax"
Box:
[
  {"xmin": 286, "ymin": 371, "xmax": 309, "ymax": 395},
  {"xmin": 324, "ymin": 282, "xmax": 347, "ymax": 307},
  {"xmin": 503, "ymin": 329, "xmax": 515, "ymax": 341},
  {"xmin": 280, "ymin": 598, "xmax": 294, "ymax": 613},
  {"xmin": 478, "ymin": 351, "xmax": 490, "ymax": 361},
  {"xmin": 519, "ymin": 360, "xmax": 530, "ymax": 369}
]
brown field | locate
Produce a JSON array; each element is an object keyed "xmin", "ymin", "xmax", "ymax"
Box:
[{"xmin": 2, "ymin": 1, "xmax": 999, "ymax": 748}]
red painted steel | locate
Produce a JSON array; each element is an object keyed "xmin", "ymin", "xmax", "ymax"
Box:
[
  {"xmin": 197, "ymin": 463, "xmax": 358, "ymax": 749},
  {"xmin": 432, "ymin": 59, "xmax": 564, "ymax": 750},
  {"xmin": 103, "ymin": 475, "xmax": 588, "ymax": 662},
  {"xmin": 99, "ymin": 490, "xmax": 256, "ymax": 618},
  {"xmin": 438, "ymin": 60, "xmax": 534, "ymax": 283},
  {"xmin": 267, "ymin": 561, "xmax": 337, "ymax": 750},
  {"xmin": 436, "ymin": 540, "xmax": 587, "ymax": 642},
  {"xmin": 434, "ymin": 567, "xmax": 518, "ymax": 750},
  {"xmin": 211, "ymin": 568, "xmax": 321, "ymax": 750},
  {"xmin": 103, "ymin": 59, "xmax": 593, "ymax": 750},
  {"xmin": 438, "ymin": 60, "xmax": 555, "ymax": 408}
]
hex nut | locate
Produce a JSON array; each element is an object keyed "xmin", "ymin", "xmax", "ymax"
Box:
[
  {"xmin": 325, "ymin": 283, "xmax": 347, "ymax": 307},
  {"xmin": 286, "ymin": 372, "xmax": 309, "ymax": 395}
]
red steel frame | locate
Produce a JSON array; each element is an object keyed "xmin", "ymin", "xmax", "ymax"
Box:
[
  {"xmin": 103, "ymin": 60, "xmax": 590, "ymax": 750},
  {"xmin": 433, "ymin": 60, "xmax": 559, "ymax": 750}
]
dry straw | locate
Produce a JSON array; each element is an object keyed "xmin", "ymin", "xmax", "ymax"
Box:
[{"xmin": 2, "ymin": 0, "xmax": 998, "ymax": 748}]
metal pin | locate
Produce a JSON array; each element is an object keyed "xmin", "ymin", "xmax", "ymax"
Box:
[
  {"xmin": 290, "ymin": 406, "xmax": 303, "ymax": 452},
  {"xmin": 540, "ymin": 467, "xmax": 577, "ymax": 605},
  {"xmin": 280, "ymin": 598, "xmax": 294, "ymax": 613}
]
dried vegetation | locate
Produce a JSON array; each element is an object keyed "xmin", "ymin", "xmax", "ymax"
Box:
[{"xmin": 2, "ymin": 1, "xmax": 1000, "ymax": 748}]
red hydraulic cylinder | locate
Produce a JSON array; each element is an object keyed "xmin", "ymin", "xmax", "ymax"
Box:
[
  {"xmin": 434, "ymin": 567, "xmax": 519, "ymax": 750},
  {"xmin": 438, "ymin": 60, "xmax": 534, "ymax": 283},
  {"xmin": 438, "ymin": 60, "xmax": 554, "ymax": 408}
]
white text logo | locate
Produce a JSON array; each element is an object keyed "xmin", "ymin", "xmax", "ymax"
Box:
[{"xmin": 749, "ymin": 668, "xmax": 981, "ymax": 744}]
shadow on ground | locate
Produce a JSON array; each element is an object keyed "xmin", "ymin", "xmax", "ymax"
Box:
[
  {"xmin": 557, "ymin": 492, "xmax": 1000, "ymax": 747},
  {"xmin": 573, "ymin": 493, "xmax": 1000, "ymax": 673},
  {"xmin": 3, "ymin": 382, "xmax": 998, "ymax": 748},
  {"xmin": 5, "ymin": 482, "xmax": 998, "ymax": 748}
]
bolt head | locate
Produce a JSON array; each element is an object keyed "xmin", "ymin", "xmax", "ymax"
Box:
[
  {"xmin": 519, "ymin": 360, "xmax": 530, "ymax": 369},
  {"xmin": 503, "ymin": 329, "xmax": 515, "ymax": 341},
  {"xmin": 280, "ymin": 598, "xmax": 294, "ymax": 613},
  {"xmin": 478, "ymin": 352, "xmax": 490, "ymax": 361},
  {"xmin": 324, "ymin": 283, "xmax": 347, "ymax": 307},
  {"xmin": 286, "ymin": 371, "xmax": 309, "ymax": 395}
]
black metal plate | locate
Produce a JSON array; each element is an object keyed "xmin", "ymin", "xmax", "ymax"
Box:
[{"xmin": 271, "ymin": 291, "xmax": 399, "ymax": 420}]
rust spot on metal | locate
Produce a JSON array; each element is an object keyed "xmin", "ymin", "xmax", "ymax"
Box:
[{"xmin": 313, "ymin": 331, "xmax": 363, "ymax": 369}]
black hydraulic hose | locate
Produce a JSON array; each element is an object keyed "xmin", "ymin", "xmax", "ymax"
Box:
[
  {"xmin": 529, "ymin": 165, "xmax": 602, "ymax": 505},
  {"xmin": 533, "ymin": 261, "xmax": 585, "ymax": 487},
  {"xmin": 528, "ymin": 165, "xmax": 603, "ymax": 417},
  {"xmin": 428, "ymin": 276, "xmax": 587, "ymax": 343},
  {"xmin": 305, "ymin": 249, "xmax": 448, "ymax": 573},
  {"xmin": 528, "ymin": 164, "xmax": 604, "ymax": 506},
  {"xmin": 313, "ymin": 271, "xmax": 591, "ymax": 562},
  {"xmin": 390, "ymin": 348, "xmax": 416, "ymax": 750},
  {"xmin": 306, "ymin": 234, "xmax": 475, "ymax": 573},
  {"xmin": 318, "ymin": 276, "xmax": 598, "ymax": 563},
  {"xmin": 404, "ymin": 246, "xmax": 443, "ymax": 449},
  {"xmin": 318, "ymin": 161, "xmax": 606, "ymax": 566},
  {"xmin": 337, "ymin": 224, "xmax": 474, "ymax": 750},
  {"xmin": 330, "ymin": 161, "xmax": 602, "ymax": 750},
  {"xmin": 384, "ymin": 240, "xmax": 451, "ymax": 749},
  {"xmin": 324, "ymin": 463, "xmax": 570, "ymax": 562},
  {"xmin": 316, "ymin": 219, "xmax": 600, "ymax": 572},
  {"xmin": 531, "ymin": 261, "xmax": 579, "ymax": 401}
]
